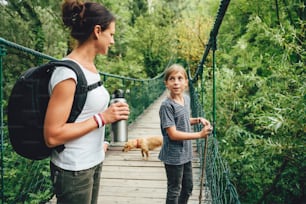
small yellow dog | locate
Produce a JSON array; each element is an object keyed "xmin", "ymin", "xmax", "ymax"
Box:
[{"xmin": 122, "ymin": 135, "xmax": 163, "ymax": 160}]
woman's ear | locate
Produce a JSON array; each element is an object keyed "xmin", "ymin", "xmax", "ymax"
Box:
[{"xmin": 93, "ymin": 25, "xmax": 101, "ymax": 39}]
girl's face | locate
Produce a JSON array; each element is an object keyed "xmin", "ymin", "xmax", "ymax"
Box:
[
  {"xmin": 165, "ymin": 71, "xmax": 188, "ymax": 96},
  {"xmin": 96, "ymin": 21, "xmax": 115, "ymax": 55}
]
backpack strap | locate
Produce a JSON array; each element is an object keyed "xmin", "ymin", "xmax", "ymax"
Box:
[
  {"xmin": 49, "ymin": 60, "xmax": 102, "ymax": 122},
  {"xmin": 87, "ymin": 81, "xmax": 103, "ymax": 91},
  {"xmin": 49, "ymin": 60, "xmax": 102, "ymax": 154},
  {"xmin": 50, "ymin": 60, "xmax": 87, "ymax": 122}
]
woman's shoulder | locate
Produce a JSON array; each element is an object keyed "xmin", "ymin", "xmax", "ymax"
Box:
[
  {"xmin": 49, "ymin": 66, "xmax": 78, "ymax": 90},
  {"xmin": 53, "ymin": 66, "xmax": 77, "ymax": 80}
]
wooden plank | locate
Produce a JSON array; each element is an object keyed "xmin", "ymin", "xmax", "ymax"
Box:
[
  {"xmin": 100, "ymin": 178, "xmax": 166, "ymax": 188},
  {"xmin": 101, "ymin": 172, "xmax": 166, "ymax": 180},
  {"xmin": 98, "ymin": 185, "xmax": 211, "ymax": 202},
  {"xmin": 97, "ymin": 196, "xmax": 165, "ymax": 204},
  {"xmin": 97, "ymin": 197, "xmax": 211, "ymax": 204},
  {"xmin": 103, "ymin": 160, "xmax": 164, "ymax": 167},
  {"xmin": 98, "ymin": 186, "xmax": 211, "ymax": 204}
]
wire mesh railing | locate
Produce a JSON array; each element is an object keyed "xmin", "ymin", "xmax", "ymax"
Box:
[{"xmin": 0, "ymin": 37, "xmax": 164, "ymax": 203}]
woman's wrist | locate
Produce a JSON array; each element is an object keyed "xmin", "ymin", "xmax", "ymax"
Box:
[
  {"xmin": 99, "ymin": 113, "xmax": 106, "ymax": 126},
  {"xmin": 93, "ymin": 113, "xmax": 105, "ymax": 128}
]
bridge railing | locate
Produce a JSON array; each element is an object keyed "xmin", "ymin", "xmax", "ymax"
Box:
[
  {"xmin": 189, "ymin": 0, "xmax": 241, "ymax": 203},
  {"xmin": 0, "ymin": 37, "xmax": 164, "ymax": 203}
]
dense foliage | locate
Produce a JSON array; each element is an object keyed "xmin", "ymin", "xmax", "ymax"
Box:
[
  {"xmin": 204, "ymin": 0, "xmax": 305, "ymax": 203},
  {"xmin": 0, "ymin": 0, "xmax": 305, "ymax": 203}
]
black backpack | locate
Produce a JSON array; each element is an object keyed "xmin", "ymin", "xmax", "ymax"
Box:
[{"xmin": 7, "ymin": 60, "xmax": 102, "ymax": 160}]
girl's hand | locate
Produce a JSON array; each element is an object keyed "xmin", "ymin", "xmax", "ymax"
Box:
[
  {"xmin": 199, "ymin": 120, "xmax": 213, "ymax": 138},
  {"xmin": 199, "ymin": 117, "xmax": 211, "ymax": 127},
  {"xmin": 101, "ymin": 102, "xmax": 130, "ymax": 124}
]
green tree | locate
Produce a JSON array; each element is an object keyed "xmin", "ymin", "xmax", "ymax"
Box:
[{"xmin": 208, "ymin": 0, "xmax": 305, "ymax": 203}]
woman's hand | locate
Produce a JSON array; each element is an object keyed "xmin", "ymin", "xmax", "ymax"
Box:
[
  {"xmin": 103, "ymin": 141, "xmax": 109, "ymax": 152},
  {"xmin": 101, "ymin": 102, "xmax": 130, "ymax": 124}
]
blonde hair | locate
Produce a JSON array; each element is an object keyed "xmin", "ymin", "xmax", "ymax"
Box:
[{"xmin": 164, "ymin": 64, "xmax": 188, "ymax": 81}]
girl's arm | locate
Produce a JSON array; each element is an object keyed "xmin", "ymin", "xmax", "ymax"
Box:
[
  {"xmin": 166, "ymin": 123, "xmax": 212, "ymax": 141},
  {"xmin": 190, "ymin": 117, "xmax": 200, "ymax": 125},
  {"xmin": 190, "ymin": 117, "xmax": 211, "ymax": 126}
]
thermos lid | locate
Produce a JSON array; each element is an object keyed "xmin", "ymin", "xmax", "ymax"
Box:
[{"xmin": 112, "ymin": 89, "xmax": 124, "ymax": 98}]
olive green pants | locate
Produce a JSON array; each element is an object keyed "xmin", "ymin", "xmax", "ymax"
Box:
[{"xmin": 50, "ymin": 162, "xmax": 102, "ymax": 204}]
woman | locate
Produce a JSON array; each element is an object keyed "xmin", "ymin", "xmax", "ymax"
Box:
[{"xmin": 44, "ymin": 1, "xmax": 129, "ymax": 203}]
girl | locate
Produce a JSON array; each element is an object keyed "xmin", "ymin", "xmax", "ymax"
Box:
[
  {"xmin": 159, "ymin": 64, "xmax": 212, "ymax": 204},
  {"xmin": 44, "ymin": 1, "xmax": 129, "ymax": 203}
]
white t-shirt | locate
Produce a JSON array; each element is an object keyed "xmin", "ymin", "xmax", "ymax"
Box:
[{"xmin": 48, "ymin": 59, "xmax": 110, "ymax": 171}]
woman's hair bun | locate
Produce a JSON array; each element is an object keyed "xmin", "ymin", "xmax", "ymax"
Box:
[
  {"xmin": 61, "ymin": 0, "xmax": 115, "ymax": 43},
  {"xmin": 62, "ymin": 0, "xmax": 85, "ymax": 28}
]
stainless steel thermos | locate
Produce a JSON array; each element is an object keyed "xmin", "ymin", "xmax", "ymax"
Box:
[{"xmin": 110, "ymin": 89, "xmax": 128, "ymax": 142}]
